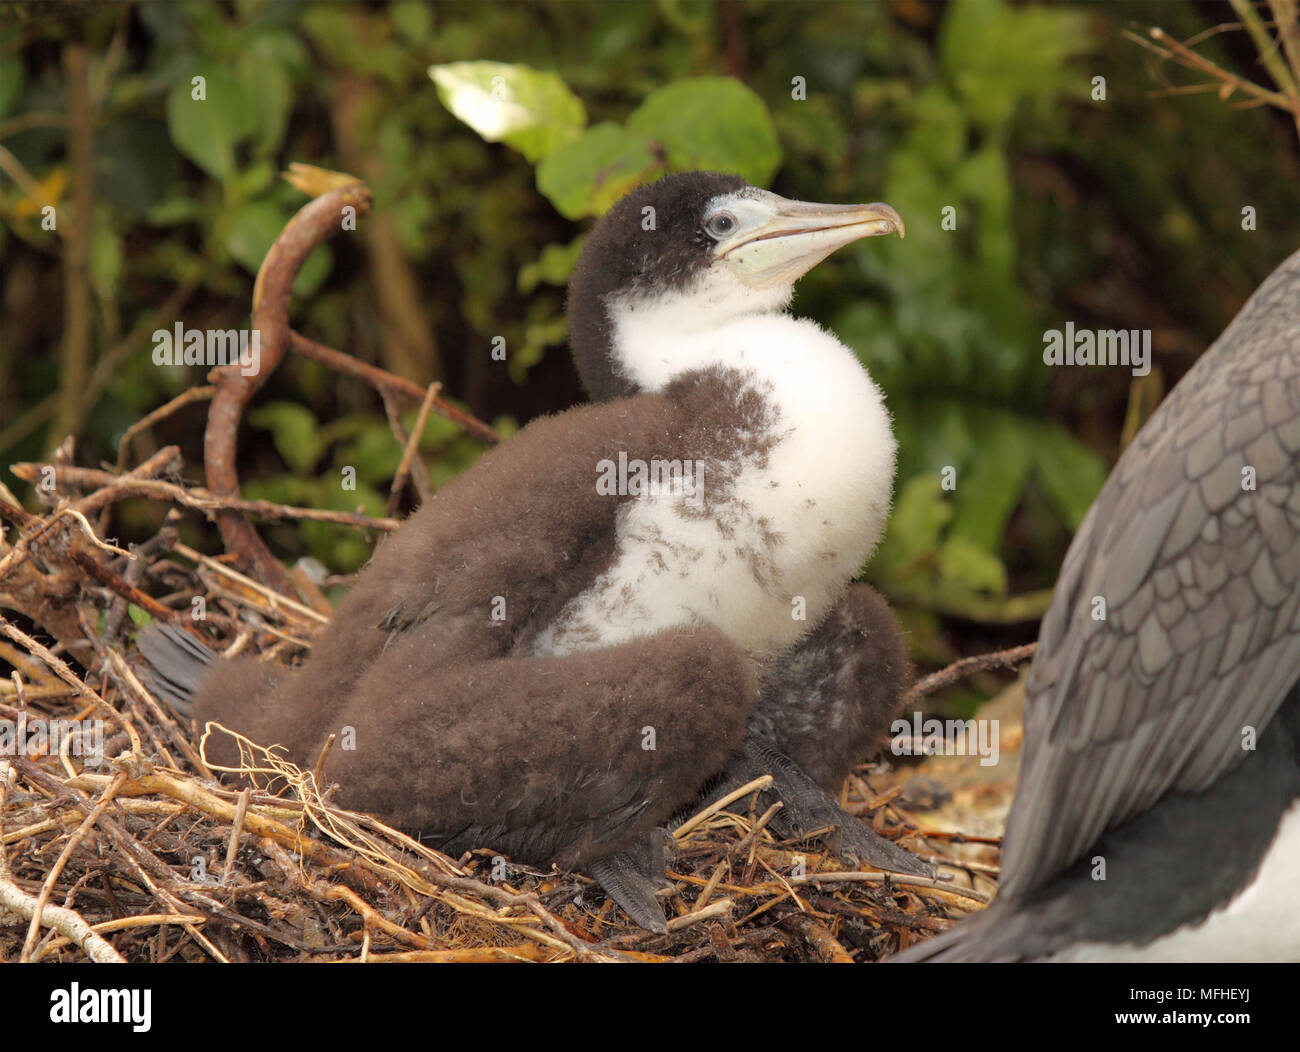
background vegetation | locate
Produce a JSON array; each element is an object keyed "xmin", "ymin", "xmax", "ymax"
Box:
[{"xmin": 2, "ymin": 0, "xmax": 1298, "ymax": 706}]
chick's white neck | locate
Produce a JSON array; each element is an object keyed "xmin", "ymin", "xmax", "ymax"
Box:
[{"xmin": 607, "ymin": 270, "xmax": 794, "ymax": 393}]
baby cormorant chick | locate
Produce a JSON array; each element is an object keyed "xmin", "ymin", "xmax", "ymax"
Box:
[{"xmin": 141, "ymin": 171, "xmax": 923, "ymax": 932}]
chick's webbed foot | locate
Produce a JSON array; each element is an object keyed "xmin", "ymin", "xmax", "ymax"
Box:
[
  {"xmin": 588, "ymin": 830, "xmax": 672, "ymax": 934},
  {"xmin": 722, "ymin": 737, "xmax": 932, "ymax": 877}
]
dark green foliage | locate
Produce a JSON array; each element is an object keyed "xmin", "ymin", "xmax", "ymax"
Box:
[{"xmin": 2, "ymin": 0, "xmax": 1297, "ymax": 677}]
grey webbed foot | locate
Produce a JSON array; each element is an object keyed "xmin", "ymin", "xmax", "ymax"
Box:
[
  {"xmin": 588, "ymin": 830, "xmax": 672, "ymax": 934},
  {"xmin": 723, "ymin": 583, "xmax": 929, "ymax": 875},
  {"xmin": 721, "ymin": 736, "xmax": 932, "ymax": 877}
]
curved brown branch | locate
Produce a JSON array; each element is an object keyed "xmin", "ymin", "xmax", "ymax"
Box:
[
  {"xmin": 204, "ymin": 183, "xmax": 374, "ymax": 594},
  {"xmin": 202, "ymin": 176, "xmax": 503, "ymax": 595}
]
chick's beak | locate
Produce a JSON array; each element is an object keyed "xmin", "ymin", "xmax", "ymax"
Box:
[{"xmin": 722, "ymin": 193, "xmax": 905, "ymax": 289}]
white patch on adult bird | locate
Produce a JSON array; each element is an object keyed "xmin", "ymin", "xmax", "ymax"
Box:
[{"xmin": 1052, "ymin": 794, "xmax": 1300, "ymax": 961}]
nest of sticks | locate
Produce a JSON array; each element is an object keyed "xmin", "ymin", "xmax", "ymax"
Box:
[{"xmin": 0, "ymin": 169, "xmax": 1022, "ymax": 963}]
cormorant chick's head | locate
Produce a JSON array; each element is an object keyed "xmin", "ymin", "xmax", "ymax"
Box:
[{"xmin": 566, "ymin": 171, "xmax": 904, "ymax": 401}]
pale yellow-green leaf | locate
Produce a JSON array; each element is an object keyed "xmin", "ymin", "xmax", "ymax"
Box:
[{"xmin": 429, "ymin": 61, "xmax": 585, "ymax": 162}]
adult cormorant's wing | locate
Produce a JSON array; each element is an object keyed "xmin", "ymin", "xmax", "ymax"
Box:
[{"xmin": 998, "ymin": 250, "xmax": 1300, "ymax": 901}]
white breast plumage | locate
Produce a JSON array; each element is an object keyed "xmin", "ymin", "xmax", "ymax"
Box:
[{"xmin": 532, "ymin": 300, "xmax": 896, "ymax": 661}]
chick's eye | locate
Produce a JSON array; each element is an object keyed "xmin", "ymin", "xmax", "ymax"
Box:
[{"xmin": 705, "ymin": 212, "xmax": 736, "ymax": 239}]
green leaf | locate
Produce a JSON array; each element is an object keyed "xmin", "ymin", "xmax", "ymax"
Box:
[
  {"xmin": 511, "ymin": 313, "xmax": 568, "ymax": 384},
  {"xmin": 127, "ymin": 604, "xmax": 152, "ymax": 628},
  {"xmin": 389, "ymin": 192, "xmax": 435, "ymax": 257},
  {"xmin": 491, "ymin": 416, "xmax": 519, "ymax": 442},
  {"xmin": 772, "ymin": 98, "xmax": 847, "ymax": 167},
  {"xmin": 833, "ymin": 302, "xmax": 907, "ymax": 394},
  {"xmin": 148, "ymin": 194, "xmax": 204, "ymax": 226},
  {"xmin": 535, "ymin": 123, "xmax": 660, "ymax": 219},
  {"xmin": 949, "ymin": 409, "xmax": 1033, "ymax": 552},
  {"xmin": 906, "ymin": 85, "xmax": 966, "ymax": 169},
  {"xmin": 298, "ymin": 6, "xmax": 360, "ymax": 66},
  {"xmin": 165, "ymin": 71, "xmax": 256, "ymax": 180},
  {"xmin": 891, "ymin": 606, "xmax": 948, "ymax": 665},
  {"xmin": 242, "ymin": 473, "xmax": 319, "ymax": 508},
  {"xmin": 890, "ymin": 397, "xmax": 976, "ymax": 485},
  {"xmin": 338, "ymin": 420, "xmax": 402, "ymax": 484},
  {"xmin": 237, "ymin": 52, "xmax": 292, "ymax": 158},
  {"xmin": 95, "ymin": 117, "xmax": 178, "ymax": 217},
  {"xmin": 249, "ymin": 402, "xmax": 325, "ymax": 474},
  {"xmin": 429, "ymin": 61, "xmax": 586, "ymax": 162},
  {"xmin": 392, "ymin": 0, "xmax": 434, "ymax": 42},
  {"xmin": 406, "ymin": 409, "xmax": 462, "ymax": 449},
  {"xmin": 937, "ymin": 536, "xmax": 1008, "ymax": 596},
  {"xmin": 518, "ymin": 235, "xmax": 586, "ymax": 293},
  {"xmin": 89, "ymin": 214, "xmax": 123, "ymax": 298},
  {"xmin": 875, "ymin": 474, "xmax": 951, "ymax": 572},
  {"xmin": 224, "ymin": 200, "xmax": 284, "ymax": 270},
  {"xmin": 954, "ymin": 144, "xmax": 1014, "ymax": 284},
  {"xmin": 627, "ymin": 77, "xmax": 781, "ymax": 186},
  {"xmin": 940, "ymin": 0, "xmax": 1091, "ymax": 128},
  {"xmin": 228, "ymin": 160, "xmax": 275, "ymax": 200},
  {"xmin": 1032, "ymin": 423, "xmax": 1108, "ymax": 530},
  {"xmin": 0, "ymin": 53, "xmax": 25, "ymax": 120}
]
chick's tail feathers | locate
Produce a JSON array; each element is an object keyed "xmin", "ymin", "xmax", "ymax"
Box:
[{"xmin": 136, "ymin": 622, "xmax": 217, "ymax": 716}]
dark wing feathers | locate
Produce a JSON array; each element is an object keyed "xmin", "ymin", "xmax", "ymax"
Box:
[
  {"xmin": 242, "ymin": 384, "xmax": 714, "ymax": 751},
  {"xmin": 998, "ymin": 249, "xmax": 1300, "ymax": 902}
]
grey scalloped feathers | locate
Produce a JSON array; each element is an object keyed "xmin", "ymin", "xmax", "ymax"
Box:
[
  {"xmin": 140, "ymin": 172, "xmax": 922, "ymax": 933},
  {"xmin": 893, "ymin": 249, "xmax": 1300, "ymax": 962}
]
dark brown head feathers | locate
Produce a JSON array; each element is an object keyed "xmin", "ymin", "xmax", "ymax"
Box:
[{"xmin": 567, "ymin": 171, "xmax": 747, "ymax": 401}]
